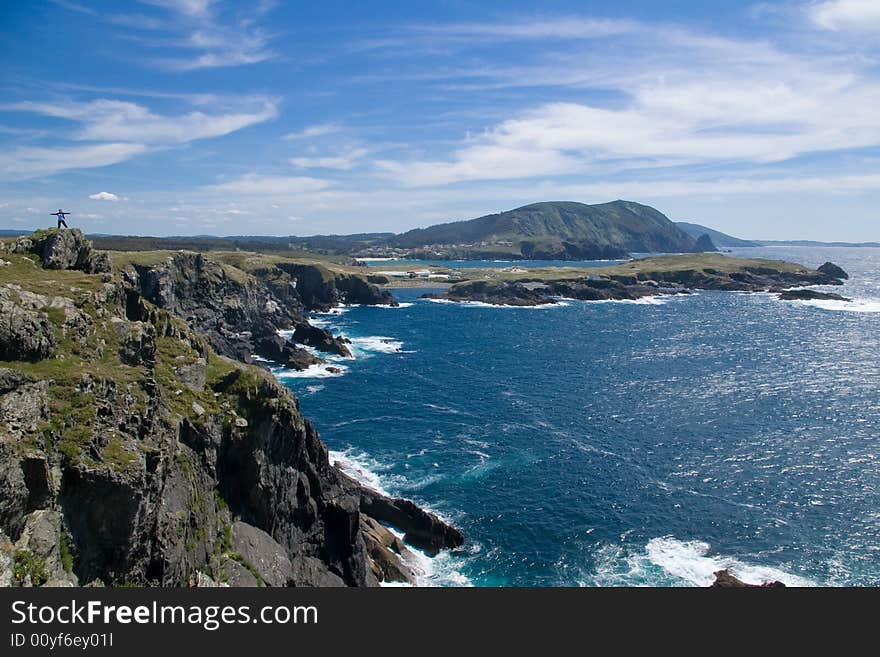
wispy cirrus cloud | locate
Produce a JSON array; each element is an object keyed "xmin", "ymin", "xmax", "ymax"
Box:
[
  {"xmin": 7, "ymin": 98, "xmax": 278, "ymax": 144},
  {"xmin": 283, "ymin": 123, "xmax": 342, "ymax": 140},
  {"xmin": 0, "ymin": 97, "xmax": 277, "ymax": 180},
  {"xmin": 204, "ymin": 174, "xmax": 333, "ymax": 195},
  {"xmin": 290, "ymin": 148, "xmax": 367, "ymax": 170},
  {"xmin": 0, "ymin": 143, "xmax": 148, "ymax": 180},
  {"xmin": 141, "ymin": 0, "xmax": 276, "ymax": 70}
]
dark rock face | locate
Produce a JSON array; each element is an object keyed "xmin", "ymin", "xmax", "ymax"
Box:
[
  {"xmin": 778, "ymin": 290, "xmax": 850, "ymax": 302},
  {"xmin": 278, "ymin": 264, "xmax": 397, "ymax": 311},
  {"xmin": 124, "ymin": 252, "xmax": 303, "ymax": 364},
  {"xmin": 710, "ymin": 569, "xmax": 785, "ymax": 588},
  {"xmin": 293, "ymin": 323, "xmax": 352, "ymax": 357},
  {"xmin": 817, "ymin": 262, "xmax": 849, "ymax": 280},
  {"xmin": 339, "ymin": 472, "xmax": 464, "ymax": 556},
  {"xmin": 123, "ymin": 254, "xmax": 391, "ymax": 369},
  {"xmin": 424, "ymin": 280, "xmax": 554, "ymax": 306},
  {"xmin": 253, "ymin": 332, "xmax": 325, "ymax": 371}
]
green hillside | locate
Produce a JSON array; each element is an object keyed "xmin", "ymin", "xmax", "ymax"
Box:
[{"xmin": 393, "ymin": 200, "xmax": 700, "ymax": 258}]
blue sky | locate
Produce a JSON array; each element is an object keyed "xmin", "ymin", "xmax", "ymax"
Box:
[{"xmin": 0, "ymin": 0, "xmax": 878, "ymax": 239}]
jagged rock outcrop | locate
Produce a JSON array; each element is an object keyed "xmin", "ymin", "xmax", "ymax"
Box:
[
  {"xmin": 6, "ymin": 229, "xmax": 111, "ymax": 274},
  {"xmin": 710, "ymin": 569, "xmax": 785, "ymax": 588},
  {"xmin": 122, "ymin": 253, "xmax": 390, "ymax": 368},
  {"xmin": 694, "ymin": 234, "xmax": 718, "ymax": 252},
  {"xmin": 817, "ymin": 262, "xmax": 849, "ymax": 280},
  {"xmin": 338, "ymin": 471, "xmax": 464, "ymax": 556},
  {"xmin": 123, "ymin": 252, "xmax": 302, "ymax": 364},
  {"xmin": 777, "ymin": 290, "xmax": 850, "ymax": 302},
  {"xmin": 0, "ymin": 231, "xmax": 464, "ymax": 588},
  {"xmin": 279, "ymin": 263, "xmax": 396, "ymax": 310},
  {"xmin": 0, "ymin": 289, "xmax": 58, "ymax": 361},
  {"xmin": 293, "ymin": 323, "xmax": 352, "ymax": 357}
]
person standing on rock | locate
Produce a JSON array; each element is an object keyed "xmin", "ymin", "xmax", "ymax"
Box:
[{"xmin": 50, "ymin": 209, "xmax": 70, "ymax": 229}]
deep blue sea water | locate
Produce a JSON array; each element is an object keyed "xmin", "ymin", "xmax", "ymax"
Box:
[{"xmin": 278, "ymin": 246, "xmax": 880, "ymax": 586}]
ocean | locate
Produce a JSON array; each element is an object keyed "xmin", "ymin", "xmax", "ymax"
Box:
[{"xmin": 275, "ymin": 246, "xmax": 880, "ymax": 586}]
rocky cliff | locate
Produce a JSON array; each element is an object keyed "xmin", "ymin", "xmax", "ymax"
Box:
[
  {"xmin": 0, "ymin": 230, "xmax": 462, "ymax": 587},
  {"xmin": 119, "ymin": 252, "xmax": 394, "ymax": 370}
]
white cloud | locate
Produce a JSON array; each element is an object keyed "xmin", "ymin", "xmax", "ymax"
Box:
[
  {"xmin": 371, "ymin": 26, "xmax": 880, "ymax": 187},
  {"xmin": 283, "ymin": 123, "xmax": 342, "ymax": 140},
  {"xmin": 89, "ymin": 191, "xmax": 120, "ymax": 201},
  {"xmin": 205, "ymin": 174, "xmax": 334, "ymax": 195},
  {"xmin": 0, "ymin": 143, "xmax": 148, "ymax": 180},
  {"xmin": 8, "ymin": 98, "xmax": 278, "ymax": 145},
  {"xmin": 290, "ymin": 148, "xmax": 367, "ymax": 170},
  {"xmin": 809, "ymin": 0, "xmax": 880, "ymax": 32}
]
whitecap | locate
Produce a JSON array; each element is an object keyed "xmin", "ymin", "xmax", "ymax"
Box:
[
  {"xmin": 330, "ymin": 447, "xmax": 395, "ymax": 496},
  {"xmin": 590, "ymin": 536, "xmax": 814, "ymax": 587},
  {"xmin": 788, "ymin": 297, "xmax": 880, "ymax": 313},
  {"xmin": 272, "ymin": 362, "xmax": 349, "ymax": 379},
  {"xmin": 379, "ymin": 526, "xmax": 475, "ymax": 588},
  {"xmin": 348, "ymin": 336, "xmax": 405, "ymax": 354},
  {"xmin": 423, "ymin": 298, "xmax": 569, "ymax": 309}
]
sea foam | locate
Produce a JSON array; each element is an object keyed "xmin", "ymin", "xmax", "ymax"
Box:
[
  {"xmin": 790, "ymin": 297, "xmax": 880, "ymax": 313},
  {"xmin": 590, "ymin": 536, "xmax": 814, "ymax": 587}
]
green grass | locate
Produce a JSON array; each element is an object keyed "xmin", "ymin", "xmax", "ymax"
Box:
[
  {"xmin": 449, "ymin": 253, "xmax": 814, "ymax": 284},
  {"xmin": 13, "ymin": 550, "xmax": 49, "ymax": 586},
  {"xmin": 59, "ymin": 533, "xmax": 74, "ymax": 574},
  {"xmin": 0, "ymin": 253, "xmax": 107, "ymax": 296}
]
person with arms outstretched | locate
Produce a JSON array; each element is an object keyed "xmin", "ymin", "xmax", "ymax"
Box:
[{"xmin": 51, "ymin": 209, "xmax": 70, "ymax": 229}]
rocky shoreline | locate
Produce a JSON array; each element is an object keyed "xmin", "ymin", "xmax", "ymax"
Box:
[
  {"xmin": 0, "ymin": 229, "xmax": 462, "ymax": 588},
  {"xmin": 422, "ymin": 256, "xmax": 850, "ymax": 306}
]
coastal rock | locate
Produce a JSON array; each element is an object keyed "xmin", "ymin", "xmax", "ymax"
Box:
[
  {"xmin": 293, "ymin": 323, "xmax": 352, "ymax": 357},
  {"xmin": 817, "ymin": 262, "xmax": 849, "ymax": 280},
  {"xmin": 361, "ymin": 515, "xmax": 415, "ymax": 584},
  {"xmin": 339, "ymin": 472, "xmax": 464, "ymax": 556},
  {"xmin": 425, "ymin": 280, "xmax": 552, "ymax": 306},
  {"xmin": 280, "ymin": 263, "xmax": 396, "ymax": 310},
  {"xmin": 694, "ymin": 233, "xmax": 718, "ymax": 252},
  {"xmin": 710, "ymin": 569, "xmax": 785, "ymax": 588},
  {"xmin": 777, "ymin": 290, "xmax": 850, "ymax": 302}
]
